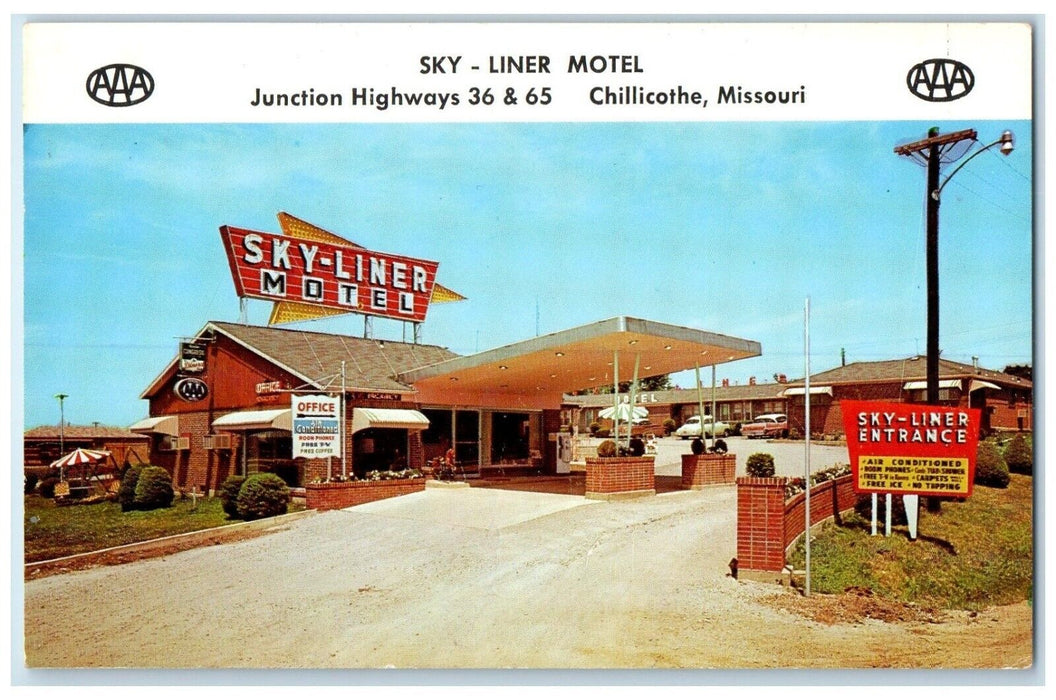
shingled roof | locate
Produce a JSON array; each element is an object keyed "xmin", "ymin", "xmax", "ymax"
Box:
[
  {"xmin": 24, "ymin": 425, "xmax": 147, "ymax": 440},
  {"xmin": 791, "ymin": 357, "xmax": 1031, "ymax": 390},
  {"xmin": 142, "ymin": 321, "xmax": 461, "ymax": 397}
]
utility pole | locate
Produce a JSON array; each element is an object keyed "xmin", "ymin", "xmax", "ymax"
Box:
[{"xmin": 894, "ymin": 127, "xmax": 976, "ymax": 405}]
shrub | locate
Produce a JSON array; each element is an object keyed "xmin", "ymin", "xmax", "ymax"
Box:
[
  {"xmin": 133, "ymin": 466, "xmax": 175, "ymax": 511},
  {"xmin": 596, "ymin": 439, "xmax": 617, "ymax": 458},
  {"xmin": 236, "ymin": 473, "xmax": 290, "ymax": 520},
  {"xmin": 662, "ymin": 418, "xmax": 677, "ymax": 436},
  {"xmin": 24, "ymin": 473, "xmax": 39, "ymax": 495},
  {"xmin": 118, "ymin": 464, "xmax": 144, "ymax": 511},
  {"xmin": 691, "ymin": 437, "xmax": 705, "ymax": 455},
  {"xmin": 628, "ymin": 437, "xmax": 645, "ymax": 457},
  {"xmin": 220, "ymin": 475, "xmax": 247, "ymax": 518},
  {"xmin": 746, "ymin": 453, "xmax": 776, "ymax": 478},
  {"xmin": 38, "ymin": 477, "xmax": 60, "ymax": 499},
  {"xmin": 1003, "ymin": 434, "xmax": 1032, "ymax": 475},
  {"xmin": 854, "ymin": 492, "xmax": 909, "ymax": 526},
  {"xmin": 975, "ymin": 441, "xmax": 1010, "ymax": 488},
  {"xmin": 588, "ymin": 421, "xmax": 601, "ymax": 436}
]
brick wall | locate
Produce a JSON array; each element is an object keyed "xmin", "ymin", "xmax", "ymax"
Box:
[
  {"xmin": 735, "ymin": 477, "xmax": 788, "ymax": 573},
  {"xmin": 305, "ymin": 479, "xmax": 426, "ymax": 510},
  {"xmin": 736, "ymin": 474, "xmax": 859, "ymax": 576},
  {"xmin": 681, "ymin": 453, "xmax": 736, "ymax": 489},
  {"xmin": 584, "ymin": 456, "xmax": 655, "ymax": 498},
  {"xmin": 783, "ymin": 474, "xmax": 857, "ymax": 548}
]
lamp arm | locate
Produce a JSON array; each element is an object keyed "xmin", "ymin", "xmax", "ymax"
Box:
[{"xmin": 933, "ymin": 138, "xmax": 1004, "ymax": 199}]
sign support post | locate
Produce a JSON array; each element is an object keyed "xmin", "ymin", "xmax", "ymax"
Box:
[{"xmin": 804, "ymin": 297, "xmax": 812, "ymax": 597}]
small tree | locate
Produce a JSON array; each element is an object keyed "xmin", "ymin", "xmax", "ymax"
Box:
[
  {"xmin": 220, "ymin": 475, "xmax": 247, "ymax": 518},
  {"xmin": 1003, "ymin": 434, "xmax": 1032, "ymax": 475},
  {"xmin": 133, "ymin": 466, "xmax": 175, "ymax": 511},
  {"xmin": 975, "ymin": 441, "xmax": 1010, "ymax": 488},
  {"xmin": 236, "ymin": 473, "xmax": 290, "ymax": 520},
  {"xmin": 746, "ymin": 453, "xmax": 776, "ymax": 478}
]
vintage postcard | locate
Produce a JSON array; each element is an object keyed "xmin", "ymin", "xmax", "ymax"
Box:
[{"xmin": 13, "ymin": 17, "xmax": 1037, "ymax": 682}]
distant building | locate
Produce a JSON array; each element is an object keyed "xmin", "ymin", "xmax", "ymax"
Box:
[
  {"xmin": 781, "ymin": 356, "xmax": 1032, "ymax": 437},
  {"xmin": 22, "ymin": 425, "xmax": 150, "ymax": 475}
]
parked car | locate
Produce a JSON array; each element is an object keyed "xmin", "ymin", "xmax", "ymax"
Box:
[
  {"xmin": 741, "ymin": 413, "xmax": 789, "ymax": 439},
  {"xmin": 675, "ymin": 415, "xmax": 730, "ymax": 439}
]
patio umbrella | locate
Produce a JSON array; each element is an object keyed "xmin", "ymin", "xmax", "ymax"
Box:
[
  {"xmin": 50, "ymin": 448, "xmax": 110, "ymax": 481},
  {"xmin": 598, "ymin": 404, "xmax": 649, "ymax": 422}
]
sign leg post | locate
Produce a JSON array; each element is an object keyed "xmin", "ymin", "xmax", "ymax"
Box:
[{"xmin": 903, "ymin": 494, "xmax": 919, "ymax": 541}]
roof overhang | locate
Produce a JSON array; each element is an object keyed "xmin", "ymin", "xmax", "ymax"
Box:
[
  {"xmin": 969, "ymin": 379, "xmax": 1001, "ymax": 393},
  {"xmin": 399, "ymin": 317, "xmax": 760, "ymax": 405},
  {"xmin": 351, "ymin": 408, "xmax": 430, "ymax": 435},
  {"xmin": 782, "ymin": 386, "xmax": 833, "ymax": 397},
  {"xmin": 903, "ymin": 379, "xmax": 962, "ymax": 391},
  {"xmin": 129, "ymin": 415, "xmax": 179, "ymax": 436},
  {"xmin": 213, "ymin": 409, "xmax": 292, "ymax": 432}
]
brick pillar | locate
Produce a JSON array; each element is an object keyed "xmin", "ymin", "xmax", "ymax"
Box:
[
  {"xmin": 681, "ymin": 453, "xmax": 736, "ymax": 489},
  {"xmin": 736, "ymin": 476, "xmax": 789, "ymax": 583}
]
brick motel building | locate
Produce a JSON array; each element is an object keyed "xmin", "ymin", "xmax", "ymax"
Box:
[
  {"xmin": 564, "ymin": 356, "xmax": 1032, "ymax": 439},
  {"xmin": 129, "ymin": 317, "xmax": 761, "ymax": 493}
]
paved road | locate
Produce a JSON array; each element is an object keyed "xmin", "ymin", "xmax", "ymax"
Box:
[{"xmin": 652, "ymin": 435, "xmax": 849, "ymax": 478}]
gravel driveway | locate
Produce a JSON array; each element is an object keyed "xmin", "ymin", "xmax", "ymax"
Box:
[{"xmin": 22, "ymin": 472, "xmax": 1031, "ymax": 672}]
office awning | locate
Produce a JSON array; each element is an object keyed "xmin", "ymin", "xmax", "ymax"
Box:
[
  {"xmin": 129, "ymin": 415, "xmax": 179, "ymax": 436},
  {"xmin": 351, "ymin": 408, "xmax": 429, "ymax": 435},
  {"xmin": 903, "ymin": 379, "xmax": 961, "ymax": 391},
  {"xmin": 782, "ymin": 386, "xmax": 833, "ymax": 397},
  {"xmin": 969, "ymin": 379, "xmax": 1001, "ymax": 393},
  {"xmin": 213, "ymin": 408, "xmax": 292, "ymax": 431}
]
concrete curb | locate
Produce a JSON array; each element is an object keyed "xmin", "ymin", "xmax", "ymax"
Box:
[{"xmin": 25, "ymin": 509, "xmax": 316, "ymax": 577}]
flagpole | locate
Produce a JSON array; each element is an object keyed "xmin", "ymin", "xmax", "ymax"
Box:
[{"xmin": 805, "ymin": 297, "xmax": 812, "ymax": 597}]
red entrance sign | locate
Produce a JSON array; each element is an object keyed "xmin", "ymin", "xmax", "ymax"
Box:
[
  {"xmin": 220, "ymin": 224, "xmax": 440, "ymax": 324},
  {"xmin": 840, "ymin": 400, "xmax": 981, "ymax": 498}
]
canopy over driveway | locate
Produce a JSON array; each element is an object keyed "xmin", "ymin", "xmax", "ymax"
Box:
[{"xmin": 400, "ymin": 316, "xmax": 761, "ymax": 409}]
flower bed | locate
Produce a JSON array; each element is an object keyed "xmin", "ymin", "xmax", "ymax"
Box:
[{"xmin": 305, "ymin": 477, "xmax": 425, "ymax": 511}]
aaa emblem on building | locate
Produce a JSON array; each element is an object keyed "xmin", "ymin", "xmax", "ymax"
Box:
[
  {"xmin": 86, "ymin": 64, "xmax": 155, "ymax": 106},
  {"xmin": 220, "ymin": 212, "xmax": 465, "ymax": 326},
  {"xmin": 906, "ymin": 59, "xmax": 975, "ymax": 102}
]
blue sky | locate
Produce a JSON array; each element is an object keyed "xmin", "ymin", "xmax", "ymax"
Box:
[{"xmin": 20, "ymin": 121, "xmax": 1033, "ymax": 428}]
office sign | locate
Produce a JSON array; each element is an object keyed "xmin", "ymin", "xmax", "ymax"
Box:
[
  {"xmin": 841, "ymin": 400, "xmax": 981, "ymax": 498},
  {"xmin": 292, "ymin": 394, "xmax": 342, "ymax": 459}
]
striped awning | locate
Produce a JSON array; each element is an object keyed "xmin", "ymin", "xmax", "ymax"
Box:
[
  {"xmin": 213, "ymin": 409, "xmax": 292, "ymax": 431},
  {"xmin": 781, "ymin": 386, "xmax": 833, "ymax": 397},
  {"xmin": 903, "ymin": 379, "xmax": 961, "ymax": 391},
  {"xmin": 351, "ymin": 408, "xmax": 429, "ymax": 435}
]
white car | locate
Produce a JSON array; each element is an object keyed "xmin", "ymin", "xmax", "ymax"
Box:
[{"xmin": 675, "ymin": 415, "xmax": 729, "ymax": 439}]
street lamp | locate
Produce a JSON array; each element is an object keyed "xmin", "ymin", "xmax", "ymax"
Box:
[
  {"xmin": 54, "ymin": 393, "xmax": 69, "ymax": 453},
  {"xmin": 894, "ymin": 127, "xmax": 1015, "ymax": 404}
]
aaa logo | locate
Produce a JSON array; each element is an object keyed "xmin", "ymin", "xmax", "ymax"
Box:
[{"xmin": 86, "ymin": 64, "xmax": 154, "ymax": 107}]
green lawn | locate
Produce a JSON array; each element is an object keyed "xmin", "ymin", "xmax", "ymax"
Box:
[
  {"xmin": 23, "ymin": 494, "xmax": 301, "ymax": 563},
  {"xmin": 787, "ymin": 474, "xmax": 1034, "ymax": 610}
]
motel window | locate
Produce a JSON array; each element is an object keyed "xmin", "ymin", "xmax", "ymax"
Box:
[{"xmin": 719, "ymin": 404, "xmax": 730, "ymax": 421}]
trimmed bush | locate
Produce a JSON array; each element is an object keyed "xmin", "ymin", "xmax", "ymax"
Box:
[
  {"xmin": 236, "ymin": 473, "xmax": 290, "ymax": 520},
  {"xmin": 975, "ymin": 441, "xmax": 1010, "ymax": 488},
  {"xmin": 133, "ymin": 466, "xmax": 175, "ymax": 511},
  {"xmin": 220, "ymin": 475, "xmax": 247, "ymax": 518},
  {"xmin": 118, "ymin": 464, "xmax": 144, "ymax": 512},
  {"xmin": 24, "ymin": 473, "xmax": 39, "ymax": 495},
  {"xmin": 691, "ymin": 437, "xmax": 705, "ymax": 455},
  {"xmin": 588, "ymin": 421, "xmax": 601, "ymax": 436},
  {"xmin": 662, "ymin": 418, "xmax": 677, "ymax": 436},
  {"xmin": 628, "ymin": 436, "xmax": 645, "ymax": 457},
  {"xmin": 38, "ymin": 477, "xmax": 60, "ymax": 499},
  {"xmin": 746, "ymin": 453, "xmax": 776, "ymax": 478},
  {"xmin": 596, "ymin": 439, "xmax": 617, "ymax": 458},
  {"xmin": 1003, "ymin": 434, "xmax": 1032, "ymax": 475}
]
